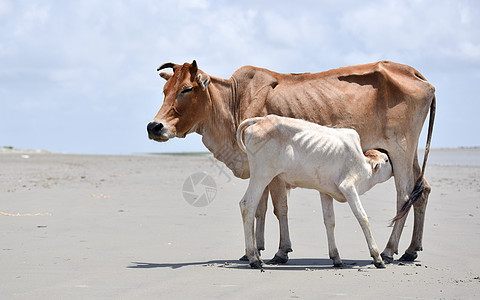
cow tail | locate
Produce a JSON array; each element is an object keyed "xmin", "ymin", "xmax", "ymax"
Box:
[
  {"xmin": 236, "ymin": 117, "xmax": 262, "ymax": 154},
  {"xmin": 392, "ymin": 94, "xmax": 436, "ymax": 224}
]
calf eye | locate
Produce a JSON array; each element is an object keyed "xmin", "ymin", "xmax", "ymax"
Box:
[{"xmin": 386, "ymin": 159, "xmax": 389, "ymax": 163}]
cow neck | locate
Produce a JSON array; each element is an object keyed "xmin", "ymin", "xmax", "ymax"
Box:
[{"xmin": 196, "ymin": 76, "xmax": 239, "ymax": 160}]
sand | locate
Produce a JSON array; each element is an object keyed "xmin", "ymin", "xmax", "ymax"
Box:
[{"xmin": 1, "ymin": 149, "xmax": 479, "ymax": 299}]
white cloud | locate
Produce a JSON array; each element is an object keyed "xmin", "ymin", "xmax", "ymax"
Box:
[
  {"xmin": 1, "ymin": 0, "xmax": 479, "ymax": 153},
  {"xmin": 0, "ymin": 0, "xmax": 11, "ymax": 15},
  {"xmin": 179, "ymin": 0, "xmax": 209, "ymax": 10},
  {"xmin": 460, "ymin": 41, "xmax": 480, "ymax": 60},
  {"xmin": 13, "ymin": 3, "xmax": 50, "ymax": 37},
  {"xmin": 263, "ymin": 11, "xmax": 301, "ymax": 47}
]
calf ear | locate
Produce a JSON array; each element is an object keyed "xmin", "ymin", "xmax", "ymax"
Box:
[
  {"xmin": 196, "ymin": 73, "xmax": 210, "ymax": 90},
  {"xmin": 159, "ymin": 71, "xmax": 173, "ymax": 80},
  {"xmin": 371, "ymin": 161, "xmax": 380, "ymax": 174}
]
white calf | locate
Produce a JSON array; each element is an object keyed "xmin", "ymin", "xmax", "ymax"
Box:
[{"xmin": 236, "ymin": 115, "xmax": 393, "ymax": 269}]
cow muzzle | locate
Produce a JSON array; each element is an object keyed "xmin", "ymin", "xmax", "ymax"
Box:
[{"xmin": 147, "ymin": 121, "xmax": 174, "ymax": 142}]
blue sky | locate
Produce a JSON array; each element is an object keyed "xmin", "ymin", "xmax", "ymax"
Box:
[{"xmin": 1, "ymin": 0, "xmax": 479, "ymax": 154}]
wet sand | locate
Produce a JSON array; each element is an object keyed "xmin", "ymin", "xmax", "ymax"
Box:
[{"xmin": 1, "ymin": 149, "xmax": 479, "ymax": 299}]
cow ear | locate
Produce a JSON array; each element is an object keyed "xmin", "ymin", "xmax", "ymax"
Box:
[
  {"xmin": 196, "ymin": 73, "xmax": 210, "ymax": 90},
  {"xmin": 159, "ymin": 71, "xmax": 173, "ymax": 80},
  {"xmin": 189, "ymin": 60, "xmax": 198, "ymax": 82}
]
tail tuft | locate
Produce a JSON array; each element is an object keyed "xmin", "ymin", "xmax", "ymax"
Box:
[{"xmin": 390, "ymin": 177, "xmax": 425, "ymax": 225}]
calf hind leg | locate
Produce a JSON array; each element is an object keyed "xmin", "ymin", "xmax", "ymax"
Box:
[
  {"xmin": 340, "ymin": 184, "xmax": 385, "ymax": 269},
  {"xmin": 239, "ymin": 176, "xmax": 272, "ymax": 269},
  {"xmin": 239, "ymin": 188, "xmax": 268, "ymax": 261}
]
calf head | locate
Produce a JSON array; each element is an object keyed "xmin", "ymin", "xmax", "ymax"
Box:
[
  {"xmin": 147, "ymin": 60, "xmax": 211, "ymax": 142},
  {"xmin": 364, "ymin": 149, "xmax": 393, "ymax": 185}
]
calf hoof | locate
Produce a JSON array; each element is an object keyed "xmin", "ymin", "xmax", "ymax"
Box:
[
  {"xmin": 380, "ymin": 253, "xmax": 394, "ymax": 264},
  {"xmin": 249, "ymin": 261, "xmax": 263, "ymax": 269},
  {"xmin": 374, "ymin": 261, "xmax": 386, "ymax": 269},
  {"xmin": 333, "ymin": 262, "xmax": 345, "ymax": 268},
  {"xmin": 239, "ymin": 254, "xmax": 249, "ymax": 261},
  {"xmin": 240, "ymin": 250, "xmax": 262, "ymax": 261},
  {"xmin": 267, "ymin": 254, "xmax": 289, "ymax": 265},
  {"xmin": 398, "ymin": 251, "xmax": 418, "ymax": 262}
]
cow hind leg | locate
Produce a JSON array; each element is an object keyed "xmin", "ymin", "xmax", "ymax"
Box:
[
  {"xmin": 267, "ymin": 176, "xmax": 293, "ymax": 265},
  {"xmin": 320, "ymin": 193, "xmax": 343, "ymax": 267},
  {"xmin": 399, "ymin": 177, "xmax": 431, "ymax": 261},
  {"xmin": 380, "ymin": 151, "xmax": 415, "ymax": 263},
  {"xmin": 382, "ymin": 197, "xmax": 409, "ymax": 264},
  {"xmin": 382, "ymin": 152, "xmax": 426, "ymax": 264}
]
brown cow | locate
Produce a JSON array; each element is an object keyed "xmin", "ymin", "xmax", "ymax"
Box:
[{"xmin": 147, "ymin": 60, "xmax": 435, "ymax": 265}]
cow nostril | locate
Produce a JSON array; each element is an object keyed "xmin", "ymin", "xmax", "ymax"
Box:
[{"xmin": 147, "ymin": 122, "xmax": 164, "ymax": 136}]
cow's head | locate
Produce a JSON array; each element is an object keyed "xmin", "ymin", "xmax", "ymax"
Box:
[
  {"xmin": 147, "ymin": 60, "xmax": 211, "ymax": 142},
  {"xmin": 364, "ymin": 149, "xmax": 393, "ymax": 185}
]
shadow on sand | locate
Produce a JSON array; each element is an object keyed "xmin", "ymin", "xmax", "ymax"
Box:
[{"xmin": 128, "ymin": 258, "xmax": 382, "ymax": 271}]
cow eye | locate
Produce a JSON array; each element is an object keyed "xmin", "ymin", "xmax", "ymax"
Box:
[{"xmin": 181, "ymin": 87, "xmax": 193, "ymax": 94}]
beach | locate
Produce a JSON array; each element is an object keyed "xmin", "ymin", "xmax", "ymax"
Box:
[{"xmin": 1, "ymin": 148, "xmax": 479, "ymax": 299}]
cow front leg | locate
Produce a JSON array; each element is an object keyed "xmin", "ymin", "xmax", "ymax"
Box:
[
  {"xmin": 340, "ymin": 184, "xmax": 385, "ymax": 269},
  {"xmin": 239, "ymin": 178, "xmax": 270, "ymax": 269},
  {"xmin": 267, "ymin": 176, "xmax": 292, "ymax": 265},
  {"xmin": 255, "ymin": 187, "xmax": 269, "ymax": 253},
  {"xmin": 320, "ymin": 193, "xmax": 343, "ymax": 267}
]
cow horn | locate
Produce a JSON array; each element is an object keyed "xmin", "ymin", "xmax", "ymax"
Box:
[{"xmin": 157, "ymin": 62, "xmax": 176, "ymax": 72}]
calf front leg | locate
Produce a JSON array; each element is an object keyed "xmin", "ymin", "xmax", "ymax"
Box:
[
  {"xmin": 320, "ymin": 193, "xmax": 343, "ymax": 267},
  {"xmin": 239, "ymin": 177, "xmax": 271, "ymax": 269},
  {"xmin": 340, "ymin": 183, "xmax": 385, "ymax": 269}
]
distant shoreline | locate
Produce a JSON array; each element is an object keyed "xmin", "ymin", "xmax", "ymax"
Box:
[{"xmin": 2, "ymin": 146, "xmax": 480, "ymax": 166}]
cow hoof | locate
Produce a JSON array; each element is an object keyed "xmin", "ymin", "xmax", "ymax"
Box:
[
  {"xmin": 374, "ymin": 261, "xmax": 386, "ymax": 269},
  {"xmin": 398, "ymin": 251, "xmax": 418, "ymax": 262},
  {"xmin": 380, "ymin": 253, "xmax": 394, "ymax": 264},
  {"xmin": 250, "ymin": 261, "xmax": 263, "ymax": 269},
  {"xmin": 239, "ymin": 254, "xmax": 249, "ymax": 261},
  {"xmin": 333, "ymin": 262, "xmax": 345, "ymax": 268},
  {"xmin": 267, "ymin": 254, "xmax": 288, "ymax": 265}
]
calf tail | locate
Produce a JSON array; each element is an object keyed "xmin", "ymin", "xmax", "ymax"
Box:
[
  {"xmin": 391, "ymin": 94, "xmax": 436, "ymax": 224},
  {"xmin": 236, "ymin": 117, "xmax": 263, "ymax": 154}
]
